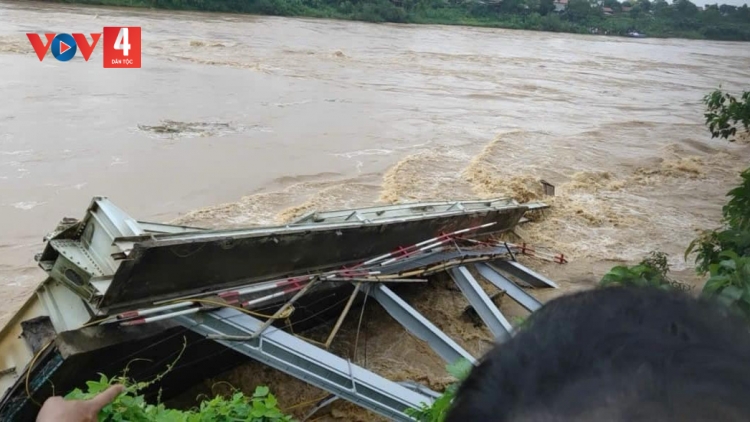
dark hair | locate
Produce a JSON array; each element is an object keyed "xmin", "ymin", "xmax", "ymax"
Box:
[{"xmin": 447, "ymin": 286, "xmax": 750, "ymax": 422}]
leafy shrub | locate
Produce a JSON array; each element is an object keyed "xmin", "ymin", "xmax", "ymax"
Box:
[
  {"xmin": 686, "ymin": 89, "xmax": 750, "ymax": 320},
  {"xmin": 702, "ymin": 251, "xmax": 750, "ymax": 319},
  {"xmin": 687, "ymin": 168, "xmax": 750, "ymax": 320},
  {"xmin": 686, "ymin": 169, "xmax": 750, "ymax": 274},
  {"xmin": 687, "ymin": 227, "xmax": 750, "ymax": 275},
  {"xmin": 600, "ymin": 251, "xmax": 688, "ymax": 291},
  {"xmin": 703, "ymin": 89, "xmax": 750, "ymax": 142},
  {"xmin": 406, "ymin": 358, "xmax": 473, "ymax": 422},
  {"xmin": 724, "ymin": 169, "xmax": 750, "ymax": 232}
]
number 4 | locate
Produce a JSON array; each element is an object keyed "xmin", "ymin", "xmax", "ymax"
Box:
[{"xmin": 114, "ymin": 27, "xmax": 131, "ymax": 57}]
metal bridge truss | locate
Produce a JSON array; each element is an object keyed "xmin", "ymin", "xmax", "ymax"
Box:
[
  {"xmin": 34, "ymin": 198, "xmax": 559, "ymax": 421},
  {"xmin": 176, "ymin": 260, "xmax": 556, "ymax": 420}
]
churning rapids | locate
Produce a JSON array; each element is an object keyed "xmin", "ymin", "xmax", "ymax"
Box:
[{"xmin": 1, "ymin": 3, "xmax": 750, "ymax": 410}]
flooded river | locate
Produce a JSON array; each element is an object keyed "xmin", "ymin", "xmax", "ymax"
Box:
[{"xmin": 1, "ymin": 1, "xmax": 750, "ymax": 333}]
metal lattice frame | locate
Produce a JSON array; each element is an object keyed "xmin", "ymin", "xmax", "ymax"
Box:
[
  {"xmin": 176, "ymin": 309, "xmax": 433, "ymax": 421},
  {"xmin": 369, "ymin": 283, "xmax": 476, "ymax": 365},
  {"xmin": 449, "ymin": 266, "xmax": 512, "ymax": 341},
  {"xmin": 20, "ymin": 197, "xmax": 562, "ymax": 422},
  {"xmin": 475, "ymin": 264, "xmax": 543, "ymax": 312}
]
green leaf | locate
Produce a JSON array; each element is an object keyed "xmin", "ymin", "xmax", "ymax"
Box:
[
  {"xmin": 719, "ymin": 250, "xmax": 740, "ymax": 261},
  {"xmin": 264, "ymin": 408, "xmax": 284, "ymax": 418},
  {"xmin": 719, "ymin": 259, "xmax": 737, "ymax": 272},
  {"xmin": 609, "ymin": 266, "xmax": 631, "ymax": 277},
  {"xmin": 253, "ymin": 386, "xmax": 270, "ymax": 398},
  {"xmin": 704, "ymin": 274, "xmax": 730, "ymax": 293},
  {"xmin": 446, "ymin": 358, "xmax": 473, "ymax": 381},
  {"xmin": 65, "ymin": 388, "xmax": 86, "ymax": 400},
  {"xmin": 86, "ymin": 380, "xmax": 109, "ymax": 395}
]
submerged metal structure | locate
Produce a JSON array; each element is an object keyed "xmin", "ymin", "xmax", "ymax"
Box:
[{"xmin": 0, "ymin": 196, "xmax": 561, "ymax": 421}]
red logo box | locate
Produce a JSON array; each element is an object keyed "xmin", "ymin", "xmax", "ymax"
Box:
[{"xmin": 103, "ymin": 27, "xmax": 141, "ymax": 68}]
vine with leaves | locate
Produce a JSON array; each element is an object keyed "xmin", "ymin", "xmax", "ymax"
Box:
[{"xmin": 63, "ymin": 338, "xmax": 293, "ymax": 421}]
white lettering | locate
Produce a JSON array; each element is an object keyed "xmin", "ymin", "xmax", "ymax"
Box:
[{"xmin": 114, "ymin": 28, "xmax": 131, "ymax": 57}]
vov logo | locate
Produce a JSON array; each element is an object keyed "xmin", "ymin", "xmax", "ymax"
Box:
[
  {"xmin": 26, "ymin": 27, "xmax": 141, "ymax": 68},
  {"xmin": 26, "ymin": 33, "xmax": 101, "ymax": 62}
]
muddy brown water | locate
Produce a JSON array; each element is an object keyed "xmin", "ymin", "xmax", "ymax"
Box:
[{"xmin": 2, "ymin": 0, "xmax": 750, "ymax": 418}]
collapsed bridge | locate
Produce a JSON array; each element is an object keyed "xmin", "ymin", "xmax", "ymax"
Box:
[{"xmin": 0, "ymin": 197, "xmax": 563, "ymax": 421}]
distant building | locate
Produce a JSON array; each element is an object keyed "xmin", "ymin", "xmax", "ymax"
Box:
[
  {"xmin": 602, "ymin": 6, "xmax": 614, "ymax": 15},
  {"xmin": 554, "ymin": 0, "xmax": 568, "ymax": 12},
  {"xmin": 621, "ymin": 5, "xmax": 633, "ymax": 11}
]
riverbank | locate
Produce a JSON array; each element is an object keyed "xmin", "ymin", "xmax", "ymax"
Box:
[{"xmin": 40, "ymin": 0, "xmax": 750, "ymax": 41}]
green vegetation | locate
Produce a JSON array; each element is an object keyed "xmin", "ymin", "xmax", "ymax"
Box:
[
  {"xmin": 688, "ymin": 90, "xmax": 750, "ymax": 319},
  {"xmin": 64, "ymin": 338, "xmax": 292, "ymax": 421},
  {"xmin": 703, "ymin": 90, "xmax": 750, "ymax": 142},
  {"xmin": 702, "ymin": 251, "xmax": 750, "ymax": 315},
  {"xmin": 47, "ymin": 0, "xmax": 750, "ymax": 41},
  {"xmin": 687, "ymin": 88, "xmax": 750, "ymax": 317},
  {"xmin": 66, "ymin": 375, "xmax": 291, "ymax": 421},
  {"xmin": 604, "ymin": 88, "xmax": 750, "ymax": 320},
  {"xmin": 600, "ymin": 251, "xmax": 689, "ymax": 291},
  {"xmin": 686, "ymin": 169, "xmax": 750, "ymax": 273},
  {"xmin": 406, "ymin": 358, "xmax": 473, "ymax": 422},
  {"xmin": 687, "ymin": 167, "xmax": 750, "ymax": 318}
]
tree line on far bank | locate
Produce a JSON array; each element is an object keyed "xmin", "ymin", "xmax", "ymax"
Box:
[{"xmin": 49, "ymin": 0, "xmax": 750, "ymax": 41}]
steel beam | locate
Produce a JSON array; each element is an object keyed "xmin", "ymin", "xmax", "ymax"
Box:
[
  {"xmin": 301, "ymin": 381, "xmax": 440, "ymax": 421},
  {"xmin": 398, "ymin": 381, "xmax": 441, "ymax": 399},
  {"xmin": 94, "ymin": 198, "xmax": 145, "ymax": 238},
  {"xmin": 491, "ymin": 260, "xmax": 559, "ymax": 289},
  {"xmin": 449, "ymin": 266, "xmax": 512, "ymax": 342},
  {"xmin": 475, "ymin": 264, "xmax": 543, "ymax": 312},
  {"xmin": 369, "ymin": 284, "xmax": 476, "ymax": 365},
  {"xmin": 176, "ymin": 308, "xmax": 432, "ymax": 422}
]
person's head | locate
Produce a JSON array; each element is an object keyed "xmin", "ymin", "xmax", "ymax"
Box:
[{"xmin": 447, "ymin": 286, "xmax": 750, "ymax": 422}]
